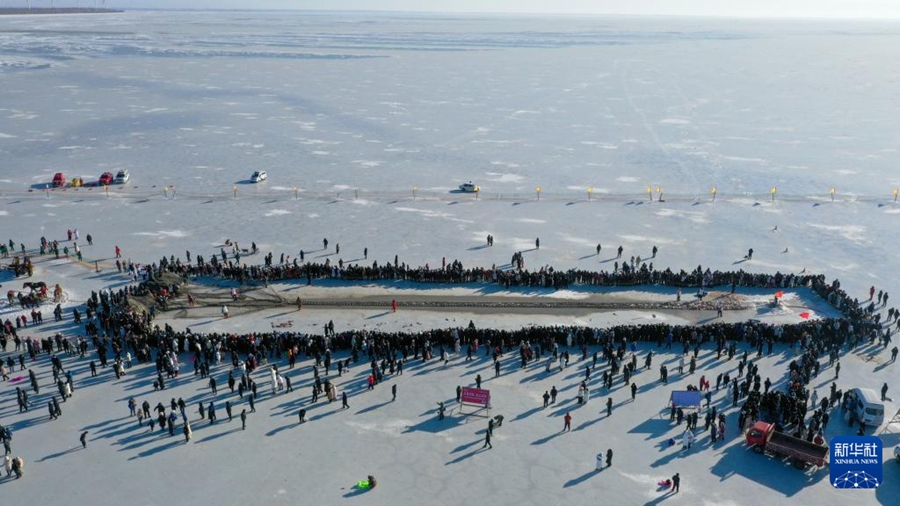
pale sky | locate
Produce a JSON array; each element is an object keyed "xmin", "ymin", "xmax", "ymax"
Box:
[{"xmin": 16, "ymin": 1, "xmax": 900, "ymax": 18}]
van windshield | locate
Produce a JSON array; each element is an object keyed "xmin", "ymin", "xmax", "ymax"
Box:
[{"xmin": 866, "ymin": 408, "xmax": 882, "ymax": 416}]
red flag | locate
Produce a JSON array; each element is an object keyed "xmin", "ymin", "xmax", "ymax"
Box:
[
  {"xmin": 775, "ymin": 291, "xmax": 784, "ymax": 298},
  {"xmin": 799, "ymin": 312, "xmax": 810, "ymax": 319}
]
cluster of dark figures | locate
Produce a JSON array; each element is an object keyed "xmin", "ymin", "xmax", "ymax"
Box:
[
  {"xmin": 130, "ymin": 396, "xmax": 250, "ymax": 443},
  {"xmin": 0, "ymin": 425, "xmax": 24, "ymax": 478},
  {"xmin": 734, "ymin": 331, "xmax": 881, "ymax": 445}
]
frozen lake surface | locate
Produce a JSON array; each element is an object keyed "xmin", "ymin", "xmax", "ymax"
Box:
[{"xmin": 0, "ymin": 10, "xmax": 899, "ymax": 505}]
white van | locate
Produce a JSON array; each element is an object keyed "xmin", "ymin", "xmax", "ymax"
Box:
[{"xmin": 846, "ymin": 388, "xmax": 885, "ymax": 426}]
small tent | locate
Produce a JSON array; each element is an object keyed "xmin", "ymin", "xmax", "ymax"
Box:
[{"xmin": 668, "ymin": 390, "xmax": 702, "ymax": 412}]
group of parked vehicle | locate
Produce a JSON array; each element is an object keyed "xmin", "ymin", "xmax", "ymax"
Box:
[
  {"xmin": 50, "ymin": 169, "xmax": 130, "ymax": 188},
  {"xmin": 48, "ymin": 170, "xmax": 482, "ymax": 191}
]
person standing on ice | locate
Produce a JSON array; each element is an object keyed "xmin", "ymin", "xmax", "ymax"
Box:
[
  {"xmin": 682, "ymin": 430, "xmax": 693, "ymax": 451},
  {"xmin": 222, "ymin": 305, "xmax": 229, "ymax": 319},
  {"xmin": 596, "ymin": 452, "xmax": 603, "ymax": 470}
]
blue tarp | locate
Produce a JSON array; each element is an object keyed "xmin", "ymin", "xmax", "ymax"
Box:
[{"xmin": 670, "ymin": 390, "xmax": 702, "ymax": 408}]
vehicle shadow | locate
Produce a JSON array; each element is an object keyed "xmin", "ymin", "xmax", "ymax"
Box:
[
  {"xmin": 876, "ymin": 460, "xmax": 900, "ymax": 505},
  {"xmin": 708, "ymin": 439, "xmax": 827, "ymax": 496}
]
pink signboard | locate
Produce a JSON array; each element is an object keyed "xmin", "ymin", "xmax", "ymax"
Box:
[{"xmin": 461, "ymin": 387, "xmax": 490, "ymax": 406}]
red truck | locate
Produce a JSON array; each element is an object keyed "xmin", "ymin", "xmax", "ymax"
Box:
[{"xmin": 745, "ymin": 421, "xmax": 828, "ymax": 469}]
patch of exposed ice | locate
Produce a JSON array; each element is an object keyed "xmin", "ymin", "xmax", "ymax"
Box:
[
  {"xmin": 806, "ymin": 223, "xmax": 869, "ymax": 245},
  {"xmin": 485, "ymin": 172, "xmax": 524, "ymax": 183},
  {"xmin": 659, "ymin": 118, "xmax": 690, "ymax": 124},
  {"xmin": 721, "ymin": 155, "xmax": 766, "ymax": 163},
  {"xmin": 133, "ymin": 230, "xmax": 190, "ymax": 239}
]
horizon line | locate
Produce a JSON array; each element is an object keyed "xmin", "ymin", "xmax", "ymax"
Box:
[{"xmin": 109, "ymin": 7, "xmax": 900, "ymax": 21}]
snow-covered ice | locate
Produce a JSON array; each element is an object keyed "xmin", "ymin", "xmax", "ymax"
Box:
[{"xmin": 0, "ymin": 10, "xmax": 899, "ymax": 506}]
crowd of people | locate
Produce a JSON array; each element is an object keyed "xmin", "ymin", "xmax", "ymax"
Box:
[
  {"xmin": 0, "ymin": 235, "xmax": 896, "ymax": 494},
  {"xmin": 151, "ymin": 246, "xmax": 853, "ymax": 296}
]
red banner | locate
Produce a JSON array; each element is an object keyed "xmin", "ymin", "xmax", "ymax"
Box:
[{"xmin": 461, "ymin": 387, "xmax": 490, "ymax": 406}]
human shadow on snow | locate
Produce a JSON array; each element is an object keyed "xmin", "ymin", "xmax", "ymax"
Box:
[
  {"xmin": 563, "ymin": 468, "xmax": 601, "ymax": 488},
  {"xmin": 445, "ymin": 443, "xmax": 489, "ymax": 465},
  {"xmin": 36, "ymin": 446, "xmax": 83, "ymax": 462}
]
